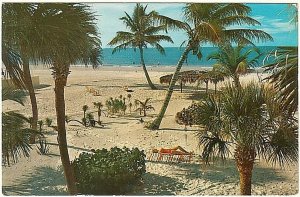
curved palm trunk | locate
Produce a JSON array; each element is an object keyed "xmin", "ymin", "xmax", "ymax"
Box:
[
  {"xmin": 54, "ymin": 67, "xmax": 77, "ymax": 195},
  {"xmin": 139, "ymin": 46, "xmax": 157, "ymax": 90},
  {"xmin": 235, "ymin": 147, "xmax": 255, "ymax": 195},
  {"xmin": 149, "ymin": 46, "xmax": 191, "ymax": 130},
  {"xmin": 22, "ymin": 56, "xmax": 38, "ymax": 143}
]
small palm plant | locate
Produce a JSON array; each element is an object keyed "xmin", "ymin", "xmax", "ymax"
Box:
[
  {"xmin": 93, "ymin": 102, "xmax": 104, "ymax": 125},
  {"xmin": 45, "ymin": 118, "xmax": 53, "ymax": 127},
  {"xmin": 195, "ymin": 82, "xmax": 298, "ymax": 195},
  {"xmin": 82, "ymin": 105, "xmax": 89, "ymax": 127},
  {"xmin": 135, "ymin": 98, "xmax": 155, "ymax": 117},
  {"xmin": 38, "ymin": 120, "xmax": 43, "ymax": 133}
]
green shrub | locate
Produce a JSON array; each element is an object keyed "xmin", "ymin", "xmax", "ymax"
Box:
[{"xmin": 72, "ymin": 146, "xmax": 146, "ymax": 195}]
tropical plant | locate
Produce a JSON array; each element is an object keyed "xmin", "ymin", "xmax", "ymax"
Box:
[
  {"xmin": 105, "ymin": 96, "xmax": 127, "ymax": 115},
  {"xmin": 36, "ymin": 137, "xmax": 50, "ymax": 155},
  {"xmin": 108, "ymin": 3, "xmax": 174, "ymax": 89},
  {"xmin": 3, "ymin": 3, "xmax": 101, "ymax": 194},
  {"xmin": 135, "ymin": 98, "xmax": 155, "ymax": 116},
  {"xmin": 2, "ymin": 4, "xmax": 40, "ymax": 136},
  {"xmin": 194, "ymin": 82, "xmax": 297, "ymax": 195},
  {"xmin": 45, "ymin": 117, "xmax": 53, "ymax": 127},
  {"xmin": 86, "ymin": 112, "xmax": 96, "ymax": 127},
  {"xmin": 38, "ymin": 120, "xmax": 43, "ymax": 132},
  {"xmin": 72, "ymin": 147, "xmax": 146, "ymax": 195},
  {"xmin": 263, "ymin": 46, "xmax": 298, "ymax": 114},
  {"xmin": 93, "ymin": 102, "xmax": 104, "ymax": 125},
  {"xmin": 175, "ymin": 108, "xmax": 193, "ymax": 130},
  {"xmin": 82, "ymin": 105, "xmax": 89, "ymax": 127},
  {"xmin": 207, "ymin": 43, "xmax": 262, "ymax": 88},
  {"xmin": 148, "ymin": 3, "xmax": 272, "ymax": 130},
  {"xmin": 2, "ymin": 88, "xmax": 37, "ymax": 165}
]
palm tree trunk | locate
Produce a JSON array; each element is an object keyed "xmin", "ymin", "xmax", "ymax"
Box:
[
  {"xmin": 205, "ymin": 81, "xmax": 208, "ymax": 94},
  {"xmin": 148, "ymin": 45, "xmax": 191, "ymax": 130},
  {"xmin": 233, "ymin": 74, "xmax": 241, "ymax": 88},
  {"xmin": 235, "ymin": 147, "xmax": 255, "ymax": 195},
  {"xmin": 54, "ymin": 69, "xmax": 77, "ymax": 195},
  {"xmin": 22, "ymin": 56, "xmax": 38, "ymax": 143},
  {"xmin": 214, "ymin": 83, "xmax": 217, "ymax": 94},
  {"xmin": 139, "ymin": 46, "xmax": 157, "ymax": 90}
]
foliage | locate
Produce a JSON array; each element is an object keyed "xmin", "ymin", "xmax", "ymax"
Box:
[
  {"xmin": 175, "ymin": 107, "xmax": 193, "ymax": 129},
  {"xmin": 93, "ymin": 102, "xmax": 104, "ymax": 124},
  {"xmin": 45, "ymin": 117, "xmax": 53, "ymax": 127},
  {"xmin": 149, "ymin": 3, "xmax": 272, "ymax": 130},
  {"xmin": 135, "ymin": 98, "xmax": 155, "ymax": 116},
  {"xmin": 2, "ymin": 88, "xmax": 37, "ymax": 165},
  {"xmin": 194, "ymin": 82, "xmax": 298, "ymax": 166},
  {"xmin": 207, "ymin": 43, "xmax": 262, "ymax": 87},
  {"xmin": 105, "ymin": 96, "xmax": 127, "ymax": 115},
  {"xmin": 38, "ymin": 120, "xmax": 43, "ymax": 132},
  {"xmin": 72, "ymin": 147, "xmax": 146, "ymax": 195},
  {"xmin": 263, "ymin": 46, "xmax": 298, "ymax": 114},
  {"xmin": 36, "ymin": 137, "xmax": 50, "ymax": 155}
]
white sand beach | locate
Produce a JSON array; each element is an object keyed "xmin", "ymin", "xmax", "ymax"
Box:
[{"xmin": 2, "ymin": 66, "xmax": 298, "ymax": 195}]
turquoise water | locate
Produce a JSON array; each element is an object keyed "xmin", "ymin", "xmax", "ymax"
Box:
[{"xmin": 102, "ymin": 46, "xmax": 277, "ymax": 67}]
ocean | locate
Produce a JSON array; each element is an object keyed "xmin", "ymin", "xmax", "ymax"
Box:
[{"xmin": 101, "ymin": 46, "xmax": 278, "ymax": 67}]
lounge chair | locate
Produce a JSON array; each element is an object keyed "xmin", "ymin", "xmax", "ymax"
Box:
[{"xmin": 148, "ymin": 146, "xmax": 194, "ymax": 163}]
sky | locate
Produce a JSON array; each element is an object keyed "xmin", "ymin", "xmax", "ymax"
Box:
[{"xmin": 88, "ymin": 3, "xmax": 298, "ymax": 48}]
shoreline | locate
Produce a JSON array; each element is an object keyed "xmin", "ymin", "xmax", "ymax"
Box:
[{"xmin": 29, "ymin": 64, "xmax": 266, "ymax": 73}]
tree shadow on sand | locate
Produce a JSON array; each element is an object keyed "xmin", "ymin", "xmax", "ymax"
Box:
[
  {"xmin": 166, "ymin": 159, "xmax": 287, "ymax": 185},
  {"xmin": 132, "ymin": 173, "xmax": 185, "ymax": 195},
  {"xmin": 2, "ymin": 166, "xmax": 67, "ymax": 196}
]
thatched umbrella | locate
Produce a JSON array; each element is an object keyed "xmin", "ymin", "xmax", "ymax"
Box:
[{"xmin": 160, "ymin": 70, "xmax": 207, "ymax": 92}]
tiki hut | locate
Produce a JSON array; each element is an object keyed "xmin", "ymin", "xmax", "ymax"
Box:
[{"xmin": 160, "ymin": 70, "xmax": 207, "ymax": 92}]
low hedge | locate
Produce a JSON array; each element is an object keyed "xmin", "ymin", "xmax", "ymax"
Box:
[{"xmin": 72, "ymin": 146, "xmax": 146, "ymax": 195}]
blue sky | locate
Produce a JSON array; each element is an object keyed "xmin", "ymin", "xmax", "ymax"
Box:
[{"xmin": 89, "ymin": 3, "xmax": 298, "ymax": 48}]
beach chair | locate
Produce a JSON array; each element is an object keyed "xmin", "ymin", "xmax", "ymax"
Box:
[{"xmin": 149, "ymin": 146, "xmax": 193, "ymax": 163}]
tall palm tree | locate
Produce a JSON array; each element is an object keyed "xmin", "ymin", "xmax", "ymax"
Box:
[
  {"xmin": 108, "ymin": 3, "xmax": 174, "ymax": 89},
  {"xmin": 148, "ymin": 3, "xmax": 273, "ymax": 129},
  {"xmin": 2, "ymin": 4, "xmax": 40, "ymax": 137},
  {"xmin": 207, "ymin": 43, "xmax": 262, "ymax": 88},
  {"xmin": 195, "ymin": 83, "xmax": 297, "ymax": 195},
  {"xmin": 3, "ymin": 3, "xmax": 101, "ymax": 194},
  {"xmin": 263, "ymin": 46, "xmax": 298, "ymax": 114}
]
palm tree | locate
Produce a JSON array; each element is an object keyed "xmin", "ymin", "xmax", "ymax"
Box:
[
  {"xmin": 82, "ymin": 105, "xmax": 89, "ymax": 127},
  {"xmin": 148, "ymin": 3, "xmax": 272, "ymax": 129},
  {"xmin": 2, "ymin": 4, "xmax": 40, "ymax": 137},
  {"xmin": 3, "ymin": 3, "xmax": 101, "ymax": 194},
  {"xmin": 135, "ymin": 98, "xmax": 155, "ymax": 116},
  {"xmin": 207, "ymin": 43, "xmax": 262, "ymax": 88},
  {"xmin": 2, "ymin": 88, "xmax": 37, "ymax": 165},
  {"xmin": 108, "ymin": 3, "xmax": 174, "ymax": 89},
  {"xmin": 195, "ymin": 83, "xmax": 297, "ymax": 195},
  {"xmin": 263, "ymin": 46, "xmax": 298, "ymax": 114},
  {"xmin": 93, "ymin": 102, "xmax": 103, "ymax": 124}
]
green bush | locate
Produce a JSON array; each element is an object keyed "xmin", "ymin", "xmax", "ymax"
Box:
[{"xmin": 72, "ymin": 146, "xmax": 146, "ymax": 195}]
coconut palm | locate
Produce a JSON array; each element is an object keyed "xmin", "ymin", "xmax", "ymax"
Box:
[
  {"xmin": 207, "ymin": 43, "xmax": 262, "ymax": 88},
  {"xmin": 135, "ymin": 98, "xmax": 155, "ymax": 116},
  {"xmin": 195, "ymin": 83, "xmax": 297, "ymax": 195},
  {"xmin": 3, "ymin": 3, "xmax": 101, "ymax": 194},
  {"xmin": 263, "ymin": 46, "xmax": 298, "ymax": 114},
  {"xmin": 148, "ymin": 3, "xmax": 272, "ymax": 129},
  {"xmin": 108, "ymin": 3, "xmax": 174, "ymax": 89},
  {"xmin": 2, "ymin": 88, "xmax": 37, "ymax": 165}
]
